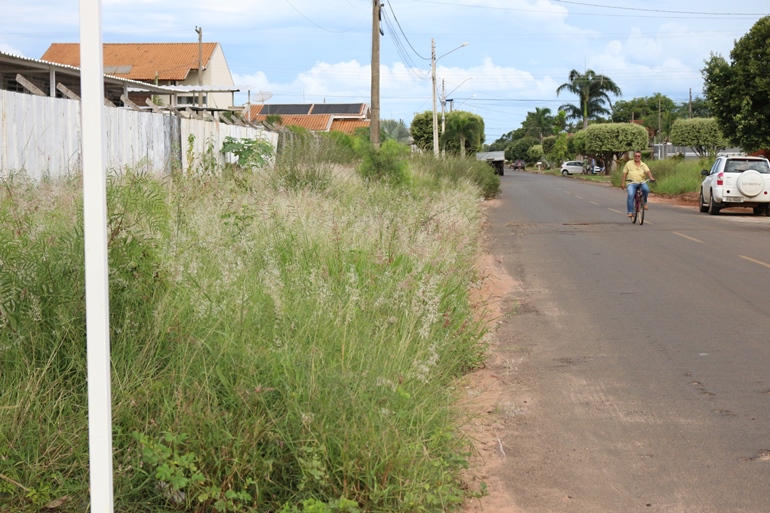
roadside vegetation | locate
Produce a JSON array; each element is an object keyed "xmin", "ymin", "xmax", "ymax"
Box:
[
  {"xmin": 0, "ymin": 133, "xmax": 499, "ymax": 512},
  {"xmin": 611, "ymin": 157, "xmax": 708, "ymax": 196},
  {"xmin": 535, "ymin": 153, "xmax": 707, "ymax": 198}
]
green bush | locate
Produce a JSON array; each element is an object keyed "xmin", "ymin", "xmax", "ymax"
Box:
[{"xmin": 357, "ymin": 139, "xmax": 411, "ymax": 185}]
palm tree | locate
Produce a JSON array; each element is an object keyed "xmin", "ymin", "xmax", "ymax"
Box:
[
  {"xmin": 380, "ymin": 119, "xmax": 411, "ymax": 144},
  {"xmin": 442, "ymin": 111, "xmax": 485, "ymax": 158},
  {"xmin": 522, "ymin": 107, "xmax": 555, "ymax": 142},
  {"xmin": 556, "ymin": 69, "xmax": 622, "ymax": 130}
]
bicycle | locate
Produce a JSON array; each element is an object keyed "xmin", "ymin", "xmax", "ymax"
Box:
[{"xmin": 627, "ymin": 179, "xmax": 654, "ymax": 225}]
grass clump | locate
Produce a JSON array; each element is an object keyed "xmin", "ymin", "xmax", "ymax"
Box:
[
  {"xmin": 610, "ymin": 157, "xmax": 708, "ymax": 195},
  {"xmin": 0, "ymin": 139, "xmax": 490, "ymax": 512},
  {"xmin": 411, "ymin": 153, "xmax": 501, "ymax": 199}
]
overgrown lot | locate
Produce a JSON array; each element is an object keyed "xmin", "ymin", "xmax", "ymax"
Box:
[{"xmin": 0, "ymin": 137, "xmax": 499, "ymax": 513}]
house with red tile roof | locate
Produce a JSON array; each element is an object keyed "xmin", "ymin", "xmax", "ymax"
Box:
[
  {"xmin": 41, "ymin": 43, "xmax": 235, "ymax": 109},
  {"xmin": 247, "ymin": 103, "xmax": 370, "ymax": 135}
]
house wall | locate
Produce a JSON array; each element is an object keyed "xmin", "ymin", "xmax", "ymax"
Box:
[
  {"xmin": 203, "ymin": 44, "xmax": 235, "ymax": 109},
  {"xmin": 0, "ymin": 89, "xmax": 277, "ymax": 180},
  {"xmin": 171, "ymin": 44, "xmax": 234, "ymax": 109}
]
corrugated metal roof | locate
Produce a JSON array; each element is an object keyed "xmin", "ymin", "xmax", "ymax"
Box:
[
  {"xmin": 0, "ymin": 50, "xmax": 173, "ymax": 94},
  {"xmin": 41, "ymin": 43, "xmax": 217, "ymax": 81}
]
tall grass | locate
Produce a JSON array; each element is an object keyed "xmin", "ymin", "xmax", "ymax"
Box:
[
  {"xmin": 610, "ymin": 157, "xmax": 709, "ymax": 195},
  {"xmin": 0, "ymin": 140, "xmax": 490, "ymax": 512}
]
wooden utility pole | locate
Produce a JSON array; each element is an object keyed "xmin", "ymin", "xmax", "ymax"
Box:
[
  {"xmin": 370, "ymin": 1, "xmax": 381, "ymax": 147},
  {"xmin": 689, "ymin": 88, "xmax": 693, "ymax": 118},
  {"xmin": 195, "ymin": 26, "xmax": 203, "ymax": 107}
]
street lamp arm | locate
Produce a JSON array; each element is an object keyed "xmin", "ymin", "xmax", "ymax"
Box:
[
  {"xmin": 445, "ymin": 77, "xmax": 473, "ymax": 100},
  {"xmin": 436, "ymin": 42, "xmax": 468, "ymax": 62}
]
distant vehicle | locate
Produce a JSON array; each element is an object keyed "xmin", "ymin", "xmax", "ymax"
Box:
[
  {"xmin": 476, "ymin": 151, "xmax": 505, "ymax": 176},
  {"xmin": 512, "ymin": 159, "xmax": 526, "ymax": 170},
  {"xmin": 699, "ymin": 155, "xmax": 770, "ymax": 215},
  {"xmin": 560, "ymin": 160, "xmax": 600, "ymax": 176}
]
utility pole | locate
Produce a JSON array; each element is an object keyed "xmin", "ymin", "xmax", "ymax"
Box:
[
  {"xmin": 431, "ymin": 38, "xmax": 439, "ymax": 157},
  {"xmin": 370, "ymin": 1, "xmax": 381, "ymax": 147},
  {"xmin": 195, "ymin": 26, "xmax": 203, "ymax": 107},
  {"xmin": 689, "ymin": 88, "xmax": 693, "ymax": 118}
]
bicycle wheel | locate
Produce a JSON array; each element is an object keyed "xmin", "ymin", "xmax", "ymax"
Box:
[
  {"xmin": 639, "ymin": 199, "xmax": 645, "ymax": 225},
  {"xmin": 632, "ymin": 192, "xmax": 640, "ymax": 223}
]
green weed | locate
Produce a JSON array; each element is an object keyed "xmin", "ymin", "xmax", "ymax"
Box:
[{"xmin": 0, "ymin": 138, "xmax": 489, "ymax": 512}]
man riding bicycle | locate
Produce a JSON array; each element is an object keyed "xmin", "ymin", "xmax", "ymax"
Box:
[{"xmin": 621, "ymin": 151, "xmax": 656, "ymax": 217}]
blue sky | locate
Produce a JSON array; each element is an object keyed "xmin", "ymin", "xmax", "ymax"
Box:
[{"xmin": 2, "ymin": 0, "xmax": 768, "ymax": 143}]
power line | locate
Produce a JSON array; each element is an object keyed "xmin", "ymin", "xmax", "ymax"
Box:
[
  {"xmin": 411, "ymin": 0, "xmax": 765, "ymax": 19},
  {"xmin": 551, "ymin": 0, "xmax": 768, "ymax": 16},
  {"xmin": 282, "ymin": 0, "xmax": 367, "ymax": 33},
  {"xmin": 385, "ymin": 1, "xmax": 430, "ymax": 61},
  {"xmin": 381, "ymin": 11, "xmax": 430, "ymax": 80}
]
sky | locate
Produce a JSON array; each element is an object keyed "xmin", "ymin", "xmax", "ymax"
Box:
[{"xmin": 2, "ymin": 0, "xmax": 768, "ymax": 144}]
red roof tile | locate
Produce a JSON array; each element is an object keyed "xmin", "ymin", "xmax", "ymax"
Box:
[{"xmin": 41, "ymin": 43, "xmax": 217, "ymax": 81}]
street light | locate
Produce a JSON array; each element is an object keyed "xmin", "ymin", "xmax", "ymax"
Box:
[
  {"xmin": 441, "ymin": 77, "xmax": 473, "ymax": 134},
  {"xmin": 453, "ymin": 94, "xmax": 475, "ymax": 110},
  {"xmin": 432, "ymin": 39, "xmax": 468, "ymax": 157}
]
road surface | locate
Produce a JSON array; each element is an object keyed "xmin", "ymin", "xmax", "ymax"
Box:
[{"xmin": 472, "ymin": 170, "xmax": 770, "ymax": 513}]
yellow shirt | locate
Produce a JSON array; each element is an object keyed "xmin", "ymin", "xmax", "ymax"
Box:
[{"xmin": 623, "ymin": 160, "xmax": 650, "ymax": 183}]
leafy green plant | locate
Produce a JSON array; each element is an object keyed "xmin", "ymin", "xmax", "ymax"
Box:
[
  {"xmin": 221, "ymin": 136, "xmax": 274, "ymax": 170},
  {"xmin": 357, "ymin": 139, "xmax": 410, "ymax": 185}
]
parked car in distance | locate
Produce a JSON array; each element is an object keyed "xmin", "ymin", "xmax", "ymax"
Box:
[
  {"xmin": 699, "ymin": 155, "xmax": 770, "ymax": 215},
  {"xmin": 560, "ymin": 160, "xmax": 600, "ymax": 176},
  {"xmin": 512, "ymin": 159, "xmax": 526, "ymax": 170}
]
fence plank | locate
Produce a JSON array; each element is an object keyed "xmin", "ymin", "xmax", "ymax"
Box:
[{"xmin": 1, "ymin": 90, "xmax": 278, "ymax": 179}]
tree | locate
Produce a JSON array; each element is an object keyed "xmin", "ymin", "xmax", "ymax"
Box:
[
  {"xmin": 548, "ymin": 133, "xmax": 571, "ymax": 167},
  {"xmin": 410, "ymin": 111, "xmax": 434, "ymax": 152},
  {"xmin": 672, "ymin": 96, "xmax": 711, "ymax": 119},
  {"xmin": 556, "ymin": 69, "xmax": 622, "ymax": 130},
  {"xmin": 380, "ymin": 119, "xmax": 411, "ymax": 144},
  {"xmin": 584, "ymin": 123, "xmax": 648, "ymax": 173},
  {"xmin": 541, "ymin": 135, "xmax": 557, "ymax": 156},
  {"xmin": 702, "ymin": 16, "xmax": 770, "ymax": 152},
  {"xmin": 521, "ymin": 107, "xmax": 555, "ymax": 142},
  {"xmin": 505, "ymin": 136, "xmax": 538, "ymax": 162},
  {"xmin": 442, "ymin": 111, "xmax": 485, "ymax": 158},
  {"xmin": 611, "ymin": 94, "xmax": 677, "ymax": 141},
  {"xmin": 669, "ymin": 118, "xmax": 727, "ymax": 158},
  {"xmin": 571, "ymin": 130, "xmax": 586, "ymax": 157},
  {"xmin": 527, "ymin": 144, "xmax": 544, "ymax": 163}
]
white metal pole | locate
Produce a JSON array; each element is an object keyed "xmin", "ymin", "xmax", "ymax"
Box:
[{"xmin": 80, "ymin": 0, "xmax": 115, "ymax": 511}]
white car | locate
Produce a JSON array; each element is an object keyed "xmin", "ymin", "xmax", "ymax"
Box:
[
  {"xmin": 560, "ymin": 160, "xmax": 601, "ymax": 176},
  {"xmin": 699, "ymin": 156, "xmax": 770, "ymax": 215}
]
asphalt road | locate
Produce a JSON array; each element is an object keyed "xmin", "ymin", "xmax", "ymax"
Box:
[{"xmin": 484, "ymin": 169, "xmax": 770, "ymax": 513}]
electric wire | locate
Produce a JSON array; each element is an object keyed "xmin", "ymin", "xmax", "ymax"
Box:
[
  {"xmin": 385, "ymin": 1, "xmax": 431, "ymax": 61},
  {"xmin": 283, "ymin": 0, "xmax": 366, "ymax": 33},
  {"xmin": 411, "ymin": 0, "xmax": 764, "ymax": 19},
  {"xmin": 381, "ymin": 8, "xmax": 430, "ymax": 80}
]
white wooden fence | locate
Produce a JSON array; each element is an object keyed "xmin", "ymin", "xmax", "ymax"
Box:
[{"xmin": 0, "ymin": 90, "xmax": 277, "ymax": 180}]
